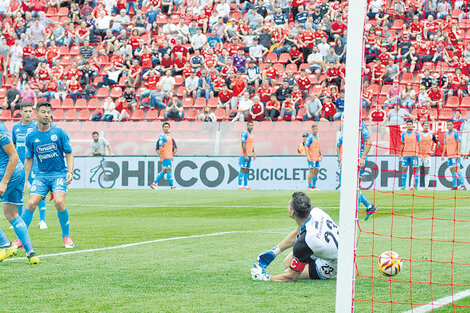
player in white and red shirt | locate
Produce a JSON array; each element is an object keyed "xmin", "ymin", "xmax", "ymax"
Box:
[{"xmin": 419, "ymin": 121, "xmax": 440, "ymax": 190}]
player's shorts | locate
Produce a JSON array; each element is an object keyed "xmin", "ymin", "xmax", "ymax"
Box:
[
  {"xmin": 30, "ymin": 174, "xmax": 68, "ymax": 198},
  {"xmin": 401, "ymin": 156, "xmax": 418, "ymax": 168},
  {"xmin": 0, "ymin": 171, "xmax": 25, "ymax": 205},
  {"xmin": 161, "ymin": 158, "xmax": 172, "ymax": 170},
  {"xmin": 420, "ymin": 157, "xmax": 431, "ymax": 168},
  {"xmin": 239, "ymin": 156, "xmax": 253, "ymax": 169},
  {"xmin": 28, "ymin": 169, "xmax": 39, "ymax": 185},
  {"xmin": 447, "ymin": 157, "xmax": 459, "ymax": 168},
  {"xmin": 308, "ymin": 161, "xmax": 320, "ymax": 169},
  {"xmin": 308, "ymin": 258, "xmax": 337, "ymax": 280}
]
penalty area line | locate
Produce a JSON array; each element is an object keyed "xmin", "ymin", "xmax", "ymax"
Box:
[
  {"xmin": 402, "ymin": 289, "xmax": 470, "ymax": 313},
  {"xmin": 3, "ymin": 230, "xmax": 285, "ymax": 262}
]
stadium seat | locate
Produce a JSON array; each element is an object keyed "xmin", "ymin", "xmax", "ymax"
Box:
[
  {"xmin": 118, "ymin": 77, "xmax": 127, "ymax": 88},
  {"xmin": 174, "ymin": 75, "xmax": 184, "ymax": 86},
  {"xmin": 110, "ymin": 87, "xmax": 123, "ymax": 98},
  {"xmin": 46, "ymin": 7, "xmax": 57, "ymax": 17},
  {"xmin": 266, "ymin": 53, "xmax": 278, "ymax": 63},
  {"xmin": 144, "ymin": 109, "xmax": 159, "ymax": 120},
  {"xmin": 60, "ymin": 55, "xmax": 72, "ymax": 66},
  {"xmin": 4, "ymin": 77, "xmax": 16, "ymax": 87},
  {"xmin": 182, "ymin": 97, "xmax": 193, "ymax": 108},
  {"xmin": 58, "ymin": 7, "xmax": 68, "ymax": 17},
  {"xmin": 460, "ymin": 97, "xmax": 470, "ymax": 108},
  {"xmin": 273, "ymin": 63, "xmax": 284, "ymax": 73},
  {"xmin": 296, "ymin": 108, "xmax": 306, "ymax": 120},
  {"xmin": 131, "ymin": 109, "xmax": 144, "ymax": 121},
  {"xmin": 69, "ymin": 46, "xmax": 80, "ymax": 56},
  {"xmin": 51, "ymin": 98, "xmax": 61, "ymax": 108},
  {"xmin": 193, "ymin": 97, "xmax": 206, "ymax": 108},
  {"xmin": 438, "ymin": 108, "xmax": 453, "ymax": 120},
  {"xmin": 278, "ymin": 53, "xmax": 290, "ymax": 64},
  {"xmin": 61, "ymin": 98, "xmax": 74, "ymax": 109},
  {"xmin": 0, "ymin": 109, "xmax": 11, "ymax": 121},
  {"xmin": 185, "ymin": 108, "xmax": 198, "ymax": 120},
  {"xmin": 391, "ymin": 19, "xmax": 404, "ymax": 31},
  {"xmin": 52, "ymin": 109, "xmax": 65, "ymax": 121},
  {"xmin": 176, "ymin": 86, "xmax": 185, "ymax": 97},
  {"xmin": 96, "ymin": 88, "xmax": 109, "ymax": 98},
  {"xmin": 207, "ymin": 97, "xmax": 218, "ymax": 108},
  {"xmin": 88, "ymin": 98, "xmax": 100, "ymax": 109},
  {"xmin": 0, "ymin": 88, "xmax": 7, "ymax": 99},
  {"xmin": 445, "ymin": 96, "xmax": 460, "ymax": 108},
  {"xmin": 91, "ymin": 108, "xmax": 104, "ymax": 117},
  {"xmin": 400, "ymin": 72, "xmax": 413, "ymax": 85},
  {"xmin": 64, "ymin": 109, "xmax": 78, "ymax": 121},
  {"xmin": 299, "ymin": 63, "xmax": 310, "ymax": 72},
  {"xmin": 286, "ymin": 63, "xmax": 298, "ymax": 73},
  {"xmin": 214, "ymin": 108, "xmax": 226, "ymax": 120},
  {"xmin": 77, "ymin": 109, "xmax": 90, "ymax": 121},
  {"xmin": 74, "ymin": 98, "xmax": 88, "ymax": 109},
  {"xmin": 156, "ymin": 15, "xmax": 167, "ymax": 24},
  {"xmin": 59, "ymin": 45, "xmax": 69, "ymax": 55}
]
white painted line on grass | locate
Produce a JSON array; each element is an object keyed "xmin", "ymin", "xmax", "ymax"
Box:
[
  {"xmin": 3, "ymin": 230, "xmax": 286, "ymax": 262},
  {"xmin": 402, "ymin": 289, "xmax": 470, "ymax": 313}
]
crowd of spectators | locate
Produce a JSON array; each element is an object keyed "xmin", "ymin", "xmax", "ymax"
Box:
[{"xmin": 0, "ymin": 0, "xmax": 468, "ymax": 123}]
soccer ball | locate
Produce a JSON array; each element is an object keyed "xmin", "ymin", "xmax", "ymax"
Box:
[{"xmin": 377, "ymin": 251, "xmax": 402, "ymax": 276}]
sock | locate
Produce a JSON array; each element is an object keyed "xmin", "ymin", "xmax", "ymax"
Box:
[
  {"xmin": 38, "ymin": 199, "xmax": 46, "ymax": 222},
  {"xmin": 238, "ymin": 171, "xmax": 243, "ymax": 186},
  {"xmin": 11, "ymin": 217, "xmax": 33, "ymax": 254},
  {"xmin": 413, "ymin": 171, "xmax": 419, "ymax": 188},
  {"xmin": 312, "ymin": 176, "xmax": 318, "ymax": 187},
  {"xmin": 165, "ymin": 172, "xmax": 174, "ymax": 187},
  {"xmin": 243, "ymin": 172, "xmax": 248, "ymax": 186},
  {"xmin": 338, "ymin": 172, "xmax": 342, "ymax": 185},
  {"xmin": 358, "ymin": 191, "xmax": 371, "ymax": 209},
  {"xmin": 401, "ymin": 172, "xmax": 407, "ymax": 188},
  {"xmin": 57, "ymin": 209, "xmax": 70, "ymax": 238},
  {"xmin": 452, "ymin": 174, "xmax": 457, "ymax": 188},
  {"xmin": 457, "ymin": 170, "xmax": 464, "ymax": 186},
  {"xmin": 21, "ymin": 208, "xmax": 34, "ymax": 228},
  {"xmin": 424, "ymin": 173, "xmax": 430, "ymax": 188},
  {"xmin": 153, "ymin": 171, "xmax": 165, "ymax": 184},
  {"xmin": 17, "ymin": 204, "xmax": 23, "ymax": 217},
  {"xmin": 0, "ymin": 227, "xmax": 10, "ymax": 247},
  {"xmin": 308, "ymin": 181, "xmax": 313, "ymax": 188}
]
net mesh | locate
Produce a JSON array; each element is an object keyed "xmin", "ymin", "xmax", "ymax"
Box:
[{"xmin": 351, "ymin": 1, "xmax": 470, "ymax": 311}]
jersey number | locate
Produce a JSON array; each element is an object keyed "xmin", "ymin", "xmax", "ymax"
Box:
[
  {"xmin": 325, "ymin": 219, "xmax": 339, "ymax": 249},
  {"xmin": 56, "ymin": 178, "xmax": 64, "ymax": 186}
]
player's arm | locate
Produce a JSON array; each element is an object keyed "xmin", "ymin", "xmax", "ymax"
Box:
[
  {"xmin": 257, "ymin": 228, "xmax": 298, "ymax": 268},
  {"xmin": 65, "ymin": 152, "xmax": 74, "ymax": 184},
  {"xmin": 432, "ymin": 135, "xmax": 440, "ymax": 154},
  {"xmin": 252, "ymin": 144, "xmax": 256, "ymax": 160},
  {"xmin": 0, "ymin": 142, "xmax": 19, "ymax": 196}
]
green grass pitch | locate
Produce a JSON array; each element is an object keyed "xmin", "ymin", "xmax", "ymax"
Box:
[{"xmin": 0, "ymin": 190, "xmax": 469, "ymax": 312}]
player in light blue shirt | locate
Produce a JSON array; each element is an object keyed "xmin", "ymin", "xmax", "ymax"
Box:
[
  {"xmin": 13, "ymin": 101, "xmax": 75, "ymax": 249},
  {"xmin": 11, "ymin": 102, "xmax": 47, "ymax": 228},
  {"xmin": 0, "ymin": 122, "xmax": 39, "ymax": 264},
  {"xmin": 359, "ymin": 122, "xmax": 378, "ymax": 221}
]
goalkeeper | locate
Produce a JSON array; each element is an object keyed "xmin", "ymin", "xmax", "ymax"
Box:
[{"xmin": 251, "ymin": 192, "xmax": 338, "ymax": 282}]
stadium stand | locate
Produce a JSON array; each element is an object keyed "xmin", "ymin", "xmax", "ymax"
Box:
[{"xmin": 0, "ymin": 0, "xmax": 468, "ymax": 123}]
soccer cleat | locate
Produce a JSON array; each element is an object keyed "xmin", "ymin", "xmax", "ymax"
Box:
[
  {"xmin": 238, "ymin": 186, "xmax": 244, "ymax": 190},
  {"xmin": 170, "ymin": 186, "xmax": 179, "ymax": 190},
  {"xmin": 311, "ymin": 187, "xmax": 319, "ymax": 191},
  {"xmin": 245, "ymin": 187, "xmax": 252, "ymax": 190},
  {"xmin": 400, "ymin": 187, "xmax": 406, "ymax": 191},
  {"xmin": 12, "ymin": 239, "xmax": 23, "ymax": 248},
  {"xmin": 408, "ymin": 187, "xmax": 415, "ymax": 191},
  {"xmin": 0, "ymin": 245, "xmax": 17, "ymax": 262},
  {"xmin": 39, "ymin": 220, "xmax": 48, "ymax": 229},
  {"xmin": 424, "ymin": 188, "xmax": 429, "ymax": 191},
  {"xmin": 459, "ymin": 185, "xmax": 467, "ymax": 190},
  {"xmin": 364, "ymin": 205, "xmax": 377, "ymax": 221},
  {"xmin": 63, "ymin": 236, "xmax": 74, "ymax": 249},
  {"xmin": 150, "ymin": 183, "xmax": 158, "ymax": 190},
  {"xmin": 27, "ymin": 252, "xmax": 40, "ymax": 264}
]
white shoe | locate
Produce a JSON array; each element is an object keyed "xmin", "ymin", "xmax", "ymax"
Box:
[{"xmin": 39, "ymin": 220, "xmax": 48, "ymax": 229}]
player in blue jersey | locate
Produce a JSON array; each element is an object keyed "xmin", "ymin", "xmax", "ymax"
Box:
[
  {"xmin": 12, "ymin": 102, "xmax": 48, "ymax": 229},
  {"xmin": 0, "ymin": 122, "xmax": 40, "ymax": 264},
  {"xmin": 13, "ymin": 101, "xmax": 75, "ymax": 249},
  {"xmin": 359, "ymin": 122, "xmax": 378, "ymax": 221},
  {"xmin": 238, "ymin": 122, "xmax": 256, "ymax": 190},
  {"xmin": 150, "ymin": 122, "xmax": 179, "ymax": 190}
]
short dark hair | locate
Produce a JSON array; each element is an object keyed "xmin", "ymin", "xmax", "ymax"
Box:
[
  {"xmin": 406, "ymin": 119, "xmax": 413, "ymax": 124},
  {"xmin": 247, "ymin": 121, "xmax": 253, "ymax": 125},
  {"xmin": 291, "ymin": 192, "xmax": 312, "ymax": 219},
  {"xmin": 92, "ymin": 131, "xmax": 99, "ymax": 136},
  {"xmin": 447, "ymin": 119, "xmax": 454, "ymax": 124},
  {"xmin": 162, "ymin": 122, "xmax": 170, "ymax": 128},
  {"xmin": 36, "ymin": 101, "xmax": 52, "ymax": 110},
  {"xmin": 20, "ymin": 102, "xmax": 33, "ymax": 109}
]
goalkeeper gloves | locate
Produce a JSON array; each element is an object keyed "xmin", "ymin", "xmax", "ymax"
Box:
[
  {"xmin": 257, "ymin": 245, "xmax": 281, "ymax": 268},
  {"xmin": 251, "ymin": 264, "xmax": 271, "ymax": 281}
]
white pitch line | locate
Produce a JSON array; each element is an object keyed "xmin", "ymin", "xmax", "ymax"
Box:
[
  {"xmin": 402, "ymin": 289, "xmax": 470, "ymax": 313},
  {"xmin": 2, "ymin": 230, "xmax": 287, "ymax": 262}
]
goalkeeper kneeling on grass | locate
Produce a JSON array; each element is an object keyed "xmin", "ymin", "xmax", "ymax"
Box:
[{"xmin": 251, "ymin": 192, "xmax": 338, "ymax": 282}]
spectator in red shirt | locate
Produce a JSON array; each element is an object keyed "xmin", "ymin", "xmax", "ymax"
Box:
[
  {"xmin": 264, "ymin": 94, "xmax": 281, "ymax": 121},
  {"xmin": 288, "ymin": 45, "xmax": 303, "ymax": 67},
  {"xmin": 278, "ymin": 94, "xmax": 296, "ymax": 121},
  {"xmin": 415, "ymin": 105, "xmax": 435, "ymax": 122},
  {"xmin": 368, "ymin": 104, "xmax": 386, "ymax": 123},
  {"xmin": 230, "ymin": 71, "xmax": 247, "ymax": 110},
  {"xmin": 69, "ymin": 76, "xmax": 82, "ymax": 102},
  {"xmin": 218, "ymin": 84, "xmax": 233, "ymax": 113},
  {"xmin": 247, "ymin": 95, "xmax": 264, "ymax": 122},
  {"xmin": 128, "ymin": 59, "xmax": 142, "ymax": 87},
  {"xmin": 320, "ymin": 95, "xmax": 337, "ymax": 122},
  {"xmin": 427, "ymin": 82, "xmax": 443, "ymax": 109}
]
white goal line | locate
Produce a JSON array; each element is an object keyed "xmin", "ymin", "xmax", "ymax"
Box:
[
  {"xmin": 402, "ymin": 289, "xmax": 470, "ymax": 313},
  {"xmin": 2, "ymin": 230, "xmax": 287, "ymax": 263}
]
